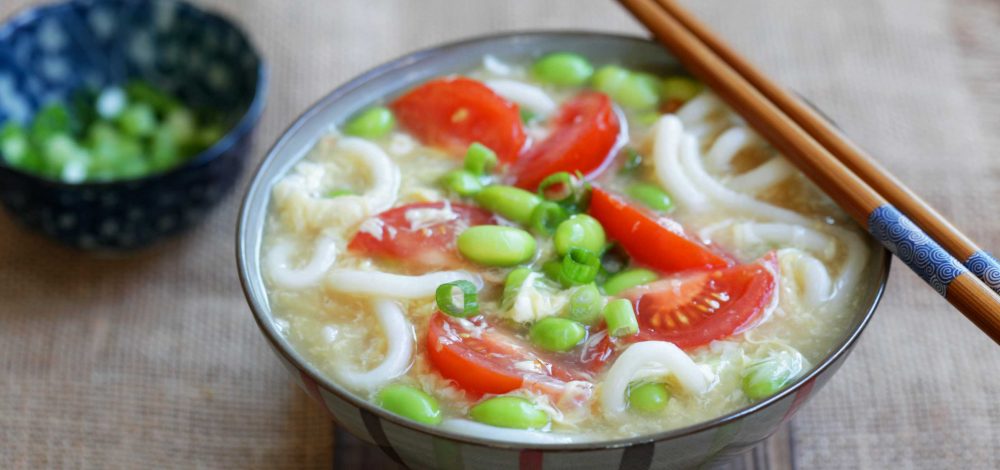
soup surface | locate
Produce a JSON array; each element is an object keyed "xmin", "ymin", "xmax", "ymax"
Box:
[{"xmin": 262, "ymin": 53, "xmax": 873, "ymax": 442}]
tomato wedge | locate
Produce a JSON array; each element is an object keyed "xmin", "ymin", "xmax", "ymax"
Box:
[
  {"xmin": 348, "ymin": 202, "xmax": 495, "ymax": 270},
  {"xmin": 511, "ymin": 92, "xmax": 622, "ymax": 189},
  {"xmin": 426, "ymin": 313, "xmax": 599, "ymax": 397},
  {"xmin": 623, "ymin": 253, "xmax": 778, "ymax": 350},
  {"xmin": 390, "ymin": 77, "xmax": 527, "ymax": 163},
  {"xmin": 588, "ymin": 187, "xmax": 731, "ymax": 273}
]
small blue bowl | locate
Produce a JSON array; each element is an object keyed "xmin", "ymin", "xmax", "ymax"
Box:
[{"xmin": 0, "ymin": 0, "xmax": 266, "ymax": 251}]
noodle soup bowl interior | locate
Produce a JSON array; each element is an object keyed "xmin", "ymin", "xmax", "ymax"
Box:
[{"xmin": 238, "ymin": 32, "xmax": 889, "ymax": 469}]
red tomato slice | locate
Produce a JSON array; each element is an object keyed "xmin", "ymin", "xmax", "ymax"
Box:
[
  {"xmin": 390, "ymin": 77, "xmax": 527, "ymax": 163},
  {"xmin": 426, "ymin": 313, "xmax": 598, "ymax": 397},
  {"xmin": 347, "ymin": 202, "xmax": 495, "ymax": 270},
  {"xmin": 624, "ymin": 252, "xmax": 778, "ymax": 350},
  {"xmin": 511, "ymin": 92, "xmax": 622, "ymax": 189},
  {"xmin": 588, "ymin": 187, "xmax": 732, "ymax": 273}
]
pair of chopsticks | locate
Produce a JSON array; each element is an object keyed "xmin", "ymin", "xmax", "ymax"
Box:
[{"xmin": 618, "ymin": 0, "xmax": 1000, "ymax": 344}]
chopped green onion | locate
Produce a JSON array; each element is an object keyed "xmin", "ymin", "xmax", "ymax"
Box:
[
  {"xmin": 566, "ymin": 283, "xmax": 604, "ymax": 325},
  {"xmin": 520, "ymin": 108, "xmax": 537, "ymax": 124},
  {"xmin": 620, "ymin": 148, "xmax": 643, "ymax": 173},
  {"xmin": 529, "ymin": 201, "xmax": 568, "ymax": 235},
  {"xmin": 560, "ymin": 248, "xmax": 601, "ymax": 286},
  {"xmin": 537, "ymin": 172, "xmax": 575, "ymax": 204},
  {"xmin": 441, "ymin": 170, "xmax": 482, "ymax": 197},
  {"xmin": 117, "ymin": 103, "xmax": 157, "ymax": 138},
  {"xmin": 501, "ymin": 267, "xmax": 533, "ymax": 311},
  {"xmin": 464, "ymin": 142, "xmax": 498, "ymax": 176},
  {"xmin": 435, "ymin": 280, "xmax": 479, "ymax": 318},
  {"xmin": 626, "ymin": 183, "xmax": 674, "ymax": 212},
  {"xmin": 325, "ymin": 188, "xmax": 355, "ymax": 198},
  {"xmin": 604, "ymin": 299, "xmax": 638, "ymax": 337}
]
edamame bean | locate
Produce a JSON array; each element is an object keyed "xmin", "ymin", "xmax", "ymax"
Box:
[
  {"xmin": 660, "ymin": 76, "xmax": 702, "ymax": 102},
  {"xmin": 532, "ymin": 53, "xmax": 594, "ymax": 86},
  {"xmin": 376, "ymin": 384, "xmax": 443, "ymax": 425},
  {"xmin": 118, "ymin": 103, "xmax": 157, "ymax": 138},
  {"xmin": 592, "ymin": 65, "xmax": 630, "ymax": 96},
  {"xmin": 457, "ymin": 225, "xmax": 536, "ymax": 267},
  {"xmin": 742, "ymin": 359, "xmax": 795, "ymax": 400},
  {"xmin": 603, "ymin": 268, "xmax": 658, "ymax": 296},
  {"xmin": 441, "ymin": 170, "xmax": 482, "ymax": 197},
  {"xmin": 628, "ymin": 383, "xmax": 670, "ymax": 413},
  {"xmin": 554, "ymin": 214, "xmax": 606, "ymax": 256},
  {"xmin": 615, "ymin": 73, "xmax": 660, "ymax": 110},
  {"xmin": 474, "ymin": 185, "xmax": 541, "ymax": 225},
  {"xmin": 566, "ymin": 283, "xmax": 604, "ymax": 325},
  {"xmin": 344, "ymin": 106, "xmax": 395, "ymax": 138},
  {"xmin": 530, "ymin": 317, "xmax": 586, "ymax": 352},
  {"xmin": 469, "ymin": 396, "xmax": 549, "ymax": 429},
  {"xmin": 626, "ymin": 183, "xmax": 674, "ymax": 212}
]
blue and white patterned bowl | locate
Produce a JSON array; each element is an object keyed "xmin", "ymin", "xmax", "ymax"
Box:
[
  {"xmin": 0, "ymin": 0, "xmax": 266, "ymax": 251},
  {"xmin": 238, "ymin": 32, "xmax": 891, "ymax": 469}
]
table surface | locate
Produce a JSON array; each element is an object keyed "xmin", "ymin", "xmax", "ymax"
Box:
[{"xmin": 1, "ymin": 0, "xmax": 998, "ymax": 468}]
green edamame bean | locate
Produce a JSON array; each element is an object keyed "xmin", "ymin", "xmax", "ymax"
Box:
[
  {"xmin": 532, "ymin": 53, "xmax": 594, "ymax": 86},
  {"xmin": 626, "ymin": 183, "xmax": 674, "ymax": 212},
  {"xmin": 474, "ymin": 185, "xmax": 541, "ymax": 225},
  {"xmin": 603, "ymin": 268, "xmax": 658, "ymax": 296},
  {"xmin": 660, "ymin": 76, "xmax": 702, "ymax": 102},
  {"xmin": 554, "ymin": 214, "xmax": 606, "ymax": 256},
  {"xmin": 615, "ymin": 73, "xmax": 660, "ymax": 110},
  {"xmin": 344, "ymin": 106, "xmax": 395, "ymax": 139},
  {"xmin": 376, "ymin": 384, "xmax": 442, "ymax": 425},
  {"xmin": 566, "ymin": 283, "xmax": 604, "ymax": 325},
  {"xmin": 469, "ymin": 396, "xmax": 548, "ymax": 430},
  {"xmin": 441, "ymin": 170, "xmax": 482, "ymax": 197},
  {"xmin": 742, "ymin": 359, "xmax": 795, "ymax": 400},
  {"xmin": 628, "ymin": 383, "xmax": 670, "ymax": 413},
  {"xmin": 530, "ymin": 317, "xmax": 586, "ymax": 352},
  {"xmin": 458, "ymin": 225, "xmax": 536, "ymax": 267},
  {"xmin": 592, "ymin": 65, "xmax": 630, "ymax": 96}
]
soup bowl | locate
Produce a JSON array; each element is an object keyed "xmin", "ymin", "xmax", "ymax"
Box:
[{"xmin": 237, "ymin": 32, "xmax": 890, "ymax": 469}]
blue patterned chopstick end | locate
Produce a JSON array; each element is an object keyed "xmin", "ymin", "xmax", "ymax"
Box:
[
  {"xmin": 867, "ymin": 205, "xmax": 963, "ymax": 296},
  {"xmin": 965, "ymin": 251, "xmax": 1000, "ymax": 294}
]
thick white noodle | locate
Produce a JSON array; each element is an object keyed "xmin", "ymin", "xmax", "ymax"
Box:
[
  {"xmin": 272, "ymin": 136, "xmax": 400, "ymax": 232},
  {"xmin": 482, "ymin": 55, "xmax": 512, "ymax": 76},
  {"xmin": 439, "ymin": 419, "xmax": 589, "ymax": 444},
  {"xmin": 266, "ymin": 235, "xmax": 339, "ymax": 289},
  {"xmin": 706, "ymin": 127, "xmax": 754, "ymax": 170},
  {"xmin": 736, "ymin": 223, "xmax": 837, "ymax": 258},
  {"xmin": 676, "ymin": 92, "xmax": 724, "ymax": 124},
  {"xmin": 334, "ymin": 299, "xmax": 413, "ymax": 390},
  {"xmin": 486, "ymin": 79, "xmax": 557, "ymax": 117},
  {"xmin": 725, "ymin": 158, "xmax": 795, "ymax": 193},
  {"xmin": 600, "ymin": 341, "xmax": 712, "ymax": 417},
  {"xmin": 326, "ymin": 270, "xmax": 483, "ymax": 299},
  {"xmin": 778, "ymin": 248, "xmax": 834, "ymax": 306},
  {"xmin": 653, "ymin": 116, "xmax": 709, "ymax": 211}
]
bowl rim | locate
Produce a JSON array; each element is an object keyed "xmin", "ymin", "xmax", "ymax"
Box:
[
  {"xmin": 237, "ymin": 30, "xmax": 891, "ymax": 451},
  {"xmin": 0, "ymin": 0, "xmax": 269, "ymax": 188}
]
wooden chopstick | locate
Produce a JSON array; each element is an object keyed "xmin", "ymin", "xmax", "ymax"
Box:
[
  {"xmin": 618, "ymin": 0, "xmax": 1000, "ymax": 344},
  {"xmin": 653, "ymin": 0, "xmax": 1000, "ymax": 297}
]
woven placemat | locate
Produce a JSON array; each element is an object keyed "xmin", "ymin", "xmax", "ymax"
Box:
[{"xmin": 1, "ymin": 0, "xmax": 997, "ymax": 468}]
